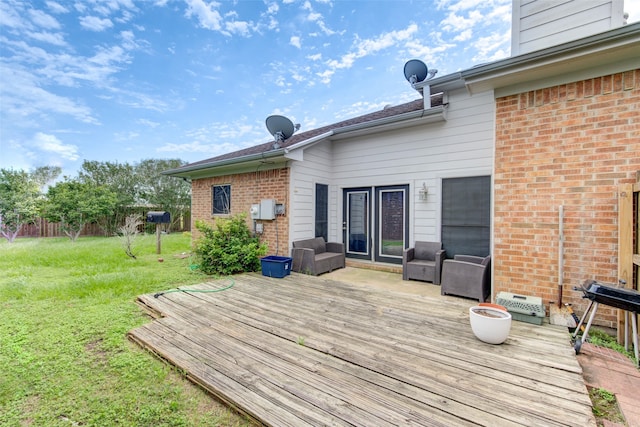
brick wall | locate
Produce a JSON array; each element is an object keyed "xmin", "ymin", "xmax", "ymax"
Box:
[
  {"xmin": 494, "ymin": 70, "xmax": 640, "ymax": 327},
  {"xmin": 191, "ymin": 167, "xmax": 290, "ymax": 256}
]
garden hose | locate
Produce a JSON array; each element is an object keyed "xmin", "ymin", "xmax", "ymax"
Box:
[{"xmin": 154, "ymin": 278, "xmax": 235, "ymax": 298}]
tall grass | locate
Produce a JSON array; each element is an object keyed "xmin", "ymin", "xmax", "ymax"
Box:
[{"xmin": 0, "ymin": 234, "xmax": 253, "ymax": 426}]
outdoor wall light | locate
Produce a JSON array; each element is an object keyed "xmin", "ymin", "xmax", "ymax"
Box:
[{"xmin": 419, "ymin": 183, "xmax": 428, "ymax": 201}]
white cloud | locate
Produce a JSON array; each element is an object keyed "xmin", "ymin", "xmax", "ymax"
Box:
[
  {"xmin": 46, "ymin": 1, "xmax": 69, "ymax": 14},
  {"xmin": 0, "ymin": 65, "xmax": 98, "ymax": 124},
  {"xmin": 26, "ymin": 31, "xmax": 67, "ymax": 46},
  {"xmin": 158, "ymin": 119, "xmax": 264, "ymax": 156},
  {"xmin": 184, "ymin": 0, "xmax": 223, "ymax": 31},
  {"xmin": 290, "ymin": 36, "xmax": 301, "ymax": 48},
  {"xmin": 114, "ymin": 130, "xmax": 140, "ymax": 141},
  {"xmin": 79, "ymin": 15, "xmax": 114, "ymax": 31},
  {"xmin": 471, "ymin": 29, "xmax": 511, "ymax": 62},
  {"xmin": 32, "ymin": 132, "xmax": 79, "ymax": 161},
  {"xmin": 183, "ymin": 0, "xmax": 256, "ymax": 37},
  {"xmin": 318, "ymin": 24, "xmax": 419, "ymax": 84},
  {"xmin": 441, "ymin": 9, "xmax": 483, "ymax": 32},
  {"xmin": 225, "ymin": 20, "xmax": 252, "ymax": 36},
  {"xmin": 404, "ymin": 31, "xmax": 456, "ymax": 62},
  {"xmin": 137, "ymin": 119, "xmax": 160, "ymax": 128},
  {"xmin": 28, "ymin": 9, "xmax": 61, "ymax": 29},
  {"xmin": 454, "ymin": 29, "xmax": 472, "ymax": 42}
]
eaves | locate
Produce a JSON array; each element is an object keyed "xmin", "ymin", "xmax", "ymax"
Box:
[
  {"xmin": 461, "ymin": 22, "xmax": 640, "ymax": 96},
  {"xmin": 413, "ymin": 23, "xmax": 640, "ymax": 98}
]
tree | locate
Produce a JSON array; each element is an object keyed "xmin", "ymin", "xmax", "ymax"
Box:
[
  {"xmin": 31, "ymin": 165, "xmax": 62, "ymax": 189},
  {"xmin": 0, "ymin": 166, "xmax": 59, "ymax": 243},
  {"xmin": 135, "ymin": 159, "xmax": 191, "ymax": 230},
  {"xmin": 43, "ymin": 180, "xmax": 117, "ymax": 241},
  {"xmin": 77, "ymin": 160, "xmax": 137, "ymax": 234}
]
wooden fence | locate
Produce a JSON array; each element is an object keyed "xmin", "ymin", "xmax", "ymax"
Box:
[{"xmin": 16, "ymin": 213, "xmax": 191, "ymax": 239}]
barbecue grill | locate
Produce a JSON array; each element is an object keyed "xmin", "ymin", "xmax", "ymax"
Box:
[{"xmin": 572, "ymin": 280, "xmax": 639, "ymax": 366}]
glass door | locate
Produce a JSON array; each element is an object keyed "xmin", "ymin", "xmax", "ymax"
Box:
[
  {"xmin": 343, "ymin": 188, "xmax": 371, "ymax": 260},
  {"xmin": 375, "ymin": 185, "xmax": 409, "ymax": 264}
]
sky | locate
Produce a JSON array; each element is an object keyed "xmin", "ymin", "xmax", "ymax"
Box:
[{"xmin": 1, "ymin": 0, "xmax": 639, "ymax": 178}]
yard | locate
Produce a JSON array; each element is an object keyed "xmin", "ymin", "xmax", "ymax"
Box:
[{"xmin": 0, "ymin": 234, "xmax": 253, "ymax": 427}]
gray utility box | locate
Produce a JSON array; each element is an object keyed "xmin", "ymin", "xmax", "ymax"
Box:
[{"xmin": 147, "ymin": 211, "xmax": 171, "ymax": 224}]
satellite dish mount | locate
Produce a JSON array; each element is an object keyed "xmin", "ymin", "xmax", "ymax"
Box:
[{"xmin": 265, "ymin": 115, "xmax": 299, "ymax": 149}]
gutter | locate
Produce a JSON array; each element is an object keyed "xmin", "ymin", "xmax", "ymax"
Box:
[
  {"xmin": 412, "ymin": 22, "xmax": 640, "ymax": 96},
  {"xmin": 462, "ymin": 22, "xmax": 640, "ymax": 81}
]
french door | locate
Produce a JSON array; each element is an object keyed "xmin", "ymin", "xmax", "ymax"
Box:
[{"xmin": 343, "ymin": 185, "xmax": 409, "ymax": 264}]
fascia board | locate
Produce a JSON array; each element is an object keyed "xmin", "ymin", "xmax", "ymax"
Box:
[
  {"xmin": 162, "ymin": 149, "xmax": 285, "ymax": 178},
  {"xmin": 494, "ymin": 54, "xmax": 640, "ymax": 98},
  {"xmin": 283, "ymin": 130, "xmax": 334, "ymax": 160}
]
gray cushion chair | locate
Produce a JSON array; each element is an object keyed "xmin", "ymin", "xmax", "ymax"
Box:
[
  {"xmin": 402, "ymin": 241, "xmax": 446, "ymax": 285},
  {"xmin": 291, "ymin": 237, "xmax": 345, "ymax": 275},
  {"xmin": 440, "ymin": 255, "xmax": 491, "ymax": 302}
]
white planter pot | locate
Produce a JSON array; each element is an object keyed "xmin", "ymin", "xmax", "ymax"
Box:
[{"xmin": 469, "ymin": 306, "xmax": 512, "ymax": 344}]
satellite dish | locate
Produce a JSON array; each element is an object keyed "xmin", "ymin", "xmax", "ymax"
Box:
[
  {"xmin": 404, "ymin": 59, "xmax": 428, "ymax": 84},
  {"xmin": 265, "ymin": 115, "xmax": 296, "ymax": 149},
  {"xmin": 404, "ymin": 59, "xmax": 437, "ymax": 85}
]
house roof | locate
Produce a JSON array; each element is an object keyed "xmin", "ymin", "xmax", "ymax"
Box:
[{"xmin": 164, "ymin": 95, "xmax": 444, "ymax": 178}]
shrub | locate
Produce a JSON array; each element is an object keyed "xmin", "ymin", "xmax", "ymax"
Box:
[{"xmin": 194, "ymin": 214, "xmax": 267, "ymax": 275}]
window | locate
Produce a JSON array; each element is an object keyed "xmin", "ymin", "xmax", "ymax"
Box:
[
  {"xmin": 315, "ymin": 183, "xmax": 328, "ymax": 241},
  {"xmin": 441, "ymin": 176, "xmax": 490, "ymax": 258},
  {"xmin": 212, "ymin": 184, "xmax": 231, "ymax": 215}
]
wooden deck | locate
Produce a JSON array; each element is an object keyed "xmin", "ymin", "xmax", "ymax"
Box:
[{"xmin": 129, "ymin": 273, "xmax": 596, "ymax": 426}]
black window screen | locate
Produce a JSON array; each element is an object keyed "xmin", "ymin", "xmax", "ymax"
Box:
[
  {"xmin": 315, "ymin": 183, "xmax": 328, "ymax": 241},
  {"xmin": 441, "ymin": 176, "xmax": 490, "ymax": 258},
  {"xmin": 212, "ymin": 185, "xmax": 230, "ymax": 214}
]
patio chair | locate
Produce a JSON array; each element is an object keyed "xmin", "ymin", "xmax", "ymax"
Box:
[
  {"xmin": 291, "ymin": 237, "xmax": 345, "ymax": 275},
  {"xmin": 402, "ymin": 241, "xmax": 445, "ymax": 285},
  {"xmin": 440, "ymin": 255, "xmax": 491, "ymax": 302}
]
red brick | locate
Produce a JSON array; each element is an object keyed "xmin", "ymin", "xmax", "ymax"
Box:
[{"xmin": 494, "ymin": 70, "xmax": 640, "ymax": 327}]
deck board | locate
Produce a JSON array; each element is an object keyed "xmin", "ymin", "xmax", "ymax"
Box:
[{"xmin": 129, "ymin": 272, "xmax": 596, "ymax": 426}]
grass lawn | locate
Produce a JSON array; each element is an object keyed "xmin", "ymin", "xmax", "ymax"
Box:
[{"xmin": 0, "ymin": 233, "xmax": 254, "ymax": 427}]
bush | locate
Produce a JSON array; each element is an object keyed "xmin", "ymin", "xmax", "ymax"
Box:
[{"xmin": 194, "ymin": 214, "xmax": 267, "ymax": 275}]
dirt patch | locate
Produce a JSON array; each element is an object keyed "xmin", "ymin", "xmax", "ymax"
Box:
[{"xmin": 85, "ymin": 338, "xmax": 108, "ymax": 364}]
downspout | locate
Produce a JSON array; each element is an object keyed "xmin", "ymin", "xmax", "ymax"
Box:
[{"xmin": 558, "ymin": 205, "xmax": 564, "ymax": 308}]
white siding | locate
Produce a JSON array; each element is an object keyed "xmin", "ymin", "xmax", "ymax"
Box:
[
  {"xmin": 511, "ymin": 0, "xmax": 625, "ymax": 55},
  {"xmin": 288, "ymin": 89, "xmax": 495, "ymax": 250},
  {"xmin": 289, "ymin": 141, "xmax": 334, "ymax": 243}
]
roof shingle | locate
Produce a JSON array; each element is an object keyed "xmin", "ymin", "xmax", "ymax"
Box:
[{"xmin": 179, "ymin": 95, "xmax": 441, "ymax": 169}]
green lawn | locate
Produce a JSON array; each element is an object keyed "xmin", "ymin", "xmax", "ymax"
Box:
[{"xmin": 0, "ymin": 234, "xmax": 253, "ymax": 427}]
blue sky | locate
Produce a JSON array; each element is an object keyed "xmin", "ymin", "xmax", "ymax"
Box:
[{"xmin": 1, "ymin": 0, "xmax": 638, "ymax": 178}]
